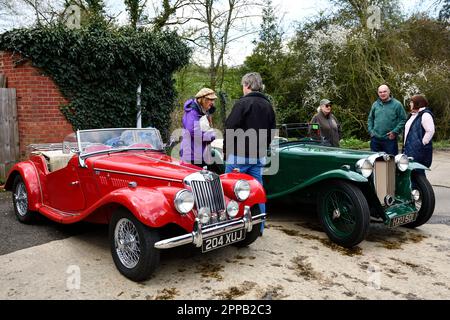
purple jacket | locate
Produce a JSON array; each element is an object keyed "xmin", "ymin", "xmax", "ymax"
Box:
[{"xmin": 180, "ymin": 99, "xmax": 216, "ymax": 164}]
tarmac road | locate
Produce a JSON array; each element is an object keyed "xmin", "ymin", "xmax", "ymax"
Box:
[{"xmin": 0, "ymin": 152, "xmax": 449, "ymax": 299}]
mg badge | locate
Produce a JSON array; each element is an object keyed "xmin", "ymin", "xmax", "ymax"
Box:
[{"xmin": 203, "ymin": 172, "xmax": 215, "ymax": 181}]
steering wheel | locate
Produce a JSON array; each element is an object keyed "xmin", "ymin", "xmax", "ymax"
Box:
[{"xmin": 112, "ymin": 140, "xmax": 127, "ymax": 147}]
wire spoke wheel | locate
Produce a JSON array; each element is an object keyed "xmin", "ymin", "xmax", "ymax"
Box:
[
  {"xmin": 109, "ymin": 210, "xmax": 160, "ymax": 281},
  {"xmin": 324, "ymin": 190, "xmax": 356, "ymax": 237},
  {"xmin": 114, "ymin": 218, "xmax": 141, "ymax": 269},
  {"xmin": 317, "ymin": 180, "xmax": 370, "ymax": 248},
  {"xmin": 14, "ymin": 181, "xmax": 28, "ymax": 217},
  {"xmin": 12, "ymin": 175, "xmax": 35, "ymax": 224}
]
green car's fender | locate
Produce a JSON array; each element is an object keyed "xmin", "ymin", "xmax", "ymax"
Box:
[
  {"xmin": 267, "ymin": 169, "xmax": 368, "ymax": 199},
  {"xmin": 408, "ymin": 162, "xmax": 429, "ymax": 171}
]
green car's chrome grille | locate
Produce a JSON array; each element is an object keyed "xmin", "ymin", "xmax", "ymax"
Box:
[{"xmin": 373, "ymin": 158, "xmax": 396, "ymax": 206}]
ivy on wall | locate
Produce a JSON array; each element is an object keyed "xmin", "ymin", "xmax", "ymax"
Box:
[{"xmin": 0, "ymin": 25, "xmax": 191, "ymax": 138}]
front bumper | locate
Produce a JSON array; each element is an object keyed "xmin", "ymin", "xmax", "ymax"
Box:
[{"xmin": 154, "ymin": 206, "xmax": 266, "ymax": 249}]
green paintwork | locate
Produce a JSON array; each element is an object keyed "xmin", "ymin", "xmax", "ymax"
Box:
[
  {"xmin": 265, "ymin": 169, "xmax": 367, "ymax": 199},
  {"xmin": 396, "ymin": 171, "xmax": 413, "ymax": 200},
  {"xmin": 263, "ymin": 144, "xmax": 373, "ymax": 198},
  {"xmin": 384, "ymin": 202, "xmax": 417, "ymax": 227},
  {"xmin": 211, "ymin": 139, "xmax": 422, "ymax": 226},
  {"xmin": 408, "ymin": 161, "xmax": 429, "ymax": 171}
]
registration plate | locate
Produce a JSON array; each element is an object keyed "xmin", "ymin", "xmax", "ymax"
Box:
[
  {"xmin": 202, "ymin": 229, "xmax": 246, "ymax": 253},
  {"xmin": 390, "ymin": 212, "xmax": 417, "ymax": 228}
]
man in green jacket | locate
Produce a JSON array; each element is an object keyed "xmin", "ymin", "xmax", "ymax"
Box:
[{"xmin": 368, "ymin": 84, "xmax": 407, "ymax": 155}]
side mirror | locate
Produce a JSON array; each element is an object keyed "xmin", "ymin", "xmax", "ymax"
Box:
[{"xmin": 165, "ymin": 135, "xmax": 180, "ymax": 150}]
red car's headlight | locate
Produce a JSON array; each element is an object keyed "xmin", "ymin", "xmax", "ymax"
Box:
[
  {"xmin": 174, "ymin": 189, "xmax": 194, "ymax": 214},
  {"xmin": 234, "ymin": 180, "xmax": 251, "ymax": 201}
]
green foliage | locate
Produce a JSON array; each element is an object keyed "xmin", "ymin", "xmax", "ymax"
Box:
[
  {"xmin": 434, "ymin": 140, "xmax": 450, "ymax": 149},
  {"xmin": 243, "ymin": 0, "xmax": 283, "ymax": 93},
  {"xmin": 439, "ymin": 0, "xmax": 450, "ymax": 21},
  {"xmin": 173, "ymin": 64, "xmax": 244, "ymax": 132},
  {"xmin": 340, "ymin": 137, "xmax": 370, "ymax": 150},
  {"xmin": 0, "ymin": 25, "xmax": 191, "ymax": 138},
  {"xmin": 243, "ymin": 0, "xmax": 450, "ymax": 141}
]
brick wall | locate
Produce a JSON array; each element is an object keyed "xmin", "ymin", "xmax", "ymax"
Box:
[{"xmin": 0, "ymin": 51, "xmax": 73, "ymax": 158}]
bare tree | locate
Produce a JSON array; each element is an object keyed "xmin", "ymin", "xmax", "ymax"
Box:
[
  {"xmin": 0, "ymin": 0, "xmax": 65, "ymax": 29},
  {"xmin": 183, "ymin": 0, "xmax": 261, "ymax": 90},
  {"xmin": 149, "ymin": 0, "xmax": 194, "ymax": 30},
  {"xmin": 0, "ymin": 0, "xmax": 114, "ymax": 29}
]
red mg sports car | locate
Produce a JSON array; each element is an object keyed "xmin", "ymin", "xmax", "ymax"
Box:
[{"xmin": 5, "ymin": 128, "xmax": 266, "ymax": 281}]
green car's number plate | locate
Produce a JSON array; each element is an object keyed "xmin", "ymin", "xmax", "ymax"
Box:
[
  {"xmin": 202, "ymin": 229, "xmax": 245, "ymax": 253},
  {"xmin": 390, "ymin": 212, "xmax": 418, "ymax": 228}
]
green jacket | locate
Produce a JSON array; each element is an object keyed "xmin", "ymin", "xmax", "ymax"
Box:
[{"xmin": 367, "ymin": 97, "xmax": 407, "ymax": 140}]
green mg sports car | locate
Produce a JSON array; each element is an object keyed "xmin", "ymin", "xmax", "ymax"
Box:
[{"xmin": 210, "ymin": 123, "xmax": 435, "ymax": 248}]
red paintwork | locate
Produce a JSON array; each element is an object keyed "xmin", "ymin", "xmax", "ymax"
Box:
[{"xmin": 6, "ymin": 150, "xmax": 266, "ymax": 232}]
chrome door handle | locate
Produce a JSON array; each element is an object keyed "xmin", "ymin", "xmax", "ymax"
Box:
[{"xmin": 70, "ymin": 181, "xmax": 80, "ymax": 186}]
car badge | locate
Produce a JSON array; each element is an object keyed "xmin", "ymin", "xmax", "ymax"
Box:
[{"xmin": 202, "ymin": 172, "xmax": 215, "ymax": 181}]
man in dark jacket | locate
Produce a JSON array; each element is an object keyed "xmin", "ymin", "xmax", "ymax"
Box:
[{"xmin": 224, "ymin": 72, "xmax": 276, "ymax": 226}]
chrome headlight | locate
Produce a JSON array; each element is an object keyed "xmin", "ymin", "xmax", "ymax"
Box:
[
  {"xmin": 395, "ymin": 154, "xmax": 409, "ymax": 172},
  {"xmin": 234, "ymin": 180, "xmax": 251, "ymax": 201},
  {"xmin": 356, "ymin": 159, "xmax": 373, "ymax": 178},
  {"xmin": 198, "ymin": 207, "xmax": 211, "ymax": 224},
  {"xmin": 174, "ymin": 189, "xmax": 194, "ymax": 214},
  {"xmin": 226, "ymin": 200, "xmax": 239, "ymax": 218}
]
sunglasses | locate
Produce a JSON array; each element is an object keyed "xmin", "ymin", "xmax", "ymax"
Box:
[{"xmin": 324, "ymin": 104, "xmax": 332, "ymax": 108}]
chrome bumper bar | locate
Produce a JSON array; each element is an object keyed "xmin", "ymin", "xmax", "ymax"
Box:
[{"xmin": 154, "ymin": 206, "xmax": 266, "ymax": 250}]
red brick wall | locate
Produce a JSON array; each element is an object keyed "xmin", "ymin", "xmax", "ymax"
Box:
[{"xmin": 0, "ymin": 51, "xmax": 73, "ymax": 158}]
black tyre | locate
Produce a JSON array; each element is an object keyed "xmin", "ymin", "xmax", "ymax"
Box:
[
  {"xmin": 109, "ymin": 209, "xmax": 160, "ymax": 282},
  {"xmin": 234, "ymin": 205, "xmax": 263, "ymax": 248},
  {"xmin": 405, "ymin": 173, "xmax": 435, "ymax": 228},
  {"xmin": 317, "ymin": 180, "xmax": 370, "ymax": 248},
  {"xmin": 12, "ymin": 175, "xmax": 36, "ymax": 224}
]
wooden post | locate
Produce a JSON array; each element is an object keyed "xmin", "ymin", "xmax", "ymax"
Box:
[
  {"xmin": 0, "ymin": 74, "xmax": 6, "ymax": 88},
  {"xmin": 0, "ymin": 88, "xmax": 19, "ymax": 181}
]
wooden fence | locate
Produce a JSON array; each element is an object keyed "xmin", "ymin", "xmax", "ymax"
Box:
[{"xmin": 0, "ymin": 88, "xmax": 19, "ymax": 182}]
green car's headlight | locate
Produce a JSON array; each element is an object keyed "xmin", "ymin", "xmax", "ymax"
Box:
[
  {"xmin": 234, "ymin": 180, "xmax": 251, "ymax": 201},
  {"xmin": 356, "ymin": 159, "xmax": 373, "ymax": 178},
  {"xmin": 174, "ymin": 189, "xmax": 194, "ymax": 214},
  {"xmin": 395, "ymin": 154, "xmax": 409, "ymax": 172}
]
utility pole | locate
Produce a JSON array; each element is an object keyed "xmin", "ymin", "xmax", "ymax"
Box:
[{"xmin": 136, "ymin": 83, "xmax": 142, "ymax": 128}]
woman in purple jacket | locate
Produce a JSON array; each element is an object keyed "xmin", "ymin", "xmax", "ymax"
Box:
[{"xmin": 180, "ymin": 88, "xmax": 217, "ymax": 168}]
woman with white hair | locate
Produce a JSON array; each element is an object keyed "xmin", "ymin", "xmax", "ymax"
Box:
[{"xmin": 311, "ymin": 99, "xmax": 342, "ymax": 147}]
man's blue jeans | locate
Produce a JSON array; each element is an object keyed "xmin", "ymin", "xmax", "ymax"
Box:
[
  {"xmin": 225, "ymin": 155, "xmax": 266, "ymax": 234},
  {"xmin": 370, "ymin": 136, "xmax": 399, "ymax": 155}
]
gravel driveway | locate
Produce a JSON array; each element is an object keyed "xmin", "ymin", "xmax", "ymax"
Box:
[{"xmin": 0, "ymin": 152, "xmax": 449, "ymax": 300}]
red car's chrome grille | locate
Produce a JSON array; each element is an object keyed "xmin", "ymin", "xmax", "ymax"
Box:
[
  {"xmin": 374, "ymin": 158, "xmax": 396, "ymax": 206},
  {"xmin": 190, "ymin": 176, "xmax": 226, "ymax": 214}
]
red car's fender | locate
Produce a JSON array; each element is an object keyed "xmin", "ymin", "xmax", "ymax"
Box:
[
  {"xmin": 91, "ymin": 186, "xmax": 195, "ymax": 231},
  {"xmin": 5, "ymin": 161, "xmax": 42, "ymax": 211},
  {"xmin": 220, "ymin": 173, "xmax": 266, "ymax": 209}
]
